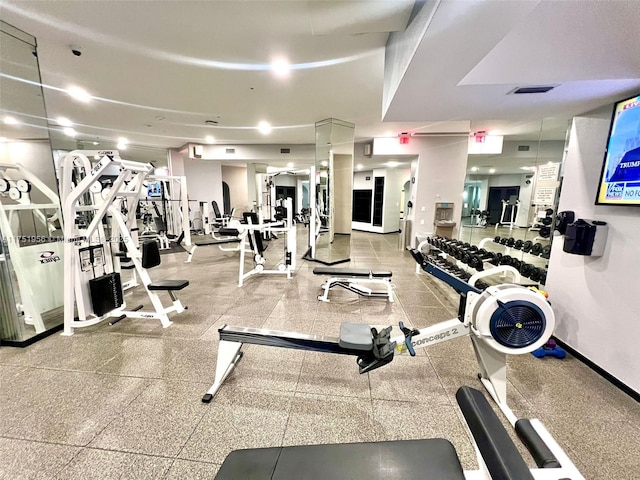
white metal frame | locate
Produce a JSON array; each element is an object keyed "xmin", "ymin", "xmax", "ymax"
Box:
[
  {"xmin": 60, "ymin": 150, "xmax": 187, "ymax": 335},
  {"xmin": 0, "ymin": 162, "xmax": 64, "ymax": 333},
  {"xmin": 236, "ymin": 198, "xmax": 296, "ymax": 287},
  {"xmin": 316, "ymin": 272, "xmax": 394, "ymax": 302}
]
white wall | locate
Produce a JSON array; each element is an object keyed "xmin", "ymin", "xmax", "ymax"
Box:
[
  {"xmin": 221, "ymin": 165, "xmax": 248, "ymax": 213},
  {"xmin": 374, "ymin": 136, "xmax": 469, "ymax": 241},
  {"xmin": 183, "ymin": 159, "xmax": 224, "ymax": 209},
  {"xmin": 353, "ymin": 170, "xmax": 374, "ymax": 190},
  {"xmin": 546, "ymin": 106, "xmax": 640, "ymax": 395}
]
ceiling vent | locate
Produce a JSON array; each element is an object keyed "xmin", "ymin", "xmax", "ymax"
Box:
[
  {"xmin": 280, "ymin": 148, "xmax": 291, "ymax": 154},
  {"xmin": 518, "ymin": 145, "xmax": 530, "ymax": 151},
  {"xmin": 225, "ymin": 148, "xmax": 235, "ymax": 154},
  {"xmin": 510, "ymin": 85, "xmax": 556, "ymax": 94}
]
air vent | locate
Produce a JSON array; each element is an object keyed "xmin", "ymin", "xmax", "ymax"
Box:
[
  {"xmin": 511, "ymin": 86, "xmax": 556, "ymax": 94},
  {"xmin": 280, "ymin": 148, "xmax": 291, "ymax": 154},
  {"xmin": 518, "ymin": 145, "xmax": 530, "ymax": 152},
  {"xmin": 225, "ymin": 148, "xmax": 235, "ymax": 154}
]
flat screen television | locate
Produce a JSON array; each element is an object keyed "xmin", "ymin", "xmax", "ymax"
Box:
[
  {"xmin": 147, "ymin": 181, "xmax": 163, "ymax": 198},
  {"xmin": 595, "ymin": 93, "xmax": 640, "ymax": 205}
]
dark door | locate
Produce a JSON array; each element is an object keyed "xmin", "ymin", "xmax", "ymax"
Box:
[
  {"xmin": 487, "ymin": 186, "xmax": 519, "ymax": 224},
  {"xmin": 276, "ymin": 186, "xmax": 296, "ymax": 214}
]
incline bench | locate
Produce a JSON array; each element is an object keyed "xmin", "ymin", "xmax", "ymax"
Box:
[{"xmin": 313, "ymin": 267, "xmax": 393, "ymax": 302}]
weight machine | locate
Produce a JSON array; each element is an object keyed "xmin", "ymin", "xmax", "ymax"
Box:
[
  {"xmin": 0, "ymin": 162, "xmax": 64, "ymax": 336},
  {"xmin": 498, "ymin": 196, "xmax": 520, "ymax": 228},
  {"xmin": 232, "ymin": 198, "xmax": 296, "ymax": 286},
  {"xmin": 59, "ymin": 150, "xmax": 189, "ymax": 335}
]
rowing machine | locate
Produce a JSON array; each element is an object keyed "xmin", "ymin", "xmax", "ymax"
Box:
[{"xmin": 203, "ymin": 249, "xmax": 554, "ymax": 421}]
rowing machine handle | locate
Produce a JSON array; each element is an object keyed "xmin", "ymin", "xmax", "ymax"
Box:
[{"xmin": 399, "ymin": 321, "xmax": 416, "ymax": 356}]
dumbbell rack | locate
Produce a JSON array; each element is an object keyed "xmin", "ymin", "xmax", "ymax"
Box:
[{"xmin": 479, "ymin": 237, "xmax": 549, "ymax": 284}]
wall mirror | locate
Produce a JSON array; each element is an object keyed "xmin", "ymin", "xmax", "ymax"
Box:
[
  {"xmin": 457, "ymin": 117, "xmax": 569, "ymax": 287},
  {"xmin": 308, "ymin": 118, "xmax": 354, "ymax": 265},
  {"xmin": 0, "ymin": 21, "xmax": 63, "ymax": 345}
]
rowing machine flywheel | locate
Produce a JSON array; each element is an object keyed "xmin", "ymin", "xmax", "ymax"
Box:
[{"xmin": 470, "ymin": 285, "xmax": 554, "ymax": 354}]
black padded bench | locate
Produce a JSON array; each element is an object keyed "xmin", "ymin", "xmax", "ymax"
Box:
[
  {"xmin": 186, "ymin": 228, "xmax": 242, "ymax": 263},
  {"xmin": 312, "ymin": 267, "xmax": 393, "ymax": 302},
  {"xmin": 214, "ymin": 386, "xmax": 537, "ymax": 480},
  {"xmin": 148, "ymin": 280, "xmax": 189, "ymax": 291}
]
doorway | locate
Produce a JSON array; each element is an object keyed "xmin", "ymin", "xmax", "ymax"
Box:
[{"xmin": 487, "ymin": 186, "xmax": 519, "ymax": 225}]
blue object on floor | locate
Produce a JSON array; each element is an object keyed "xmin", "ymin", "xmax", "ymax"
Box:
[{"xmin": 532, "ymin": 344, "xmax": 566, "ymax": 359}]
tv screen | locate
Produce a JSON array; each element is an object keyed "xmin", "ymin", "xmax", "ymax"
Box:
[
  {"xmin": 596, "ymin": 93, "xmax": 640, "ymax": 205},
  {"xmin": 147, "ymin": 181, "xmax": 163, "ymax": 198}
]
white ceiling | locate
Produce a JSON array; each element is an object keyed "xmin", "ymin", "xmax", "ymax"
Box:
[{"xmin": 1, "ymin": 0, "xmax": 640, "ymax": 172}]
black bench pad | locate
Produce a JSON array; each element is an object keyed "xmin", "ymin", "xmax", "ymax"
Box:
[
  {"xmin": 313, "ymin": 267, "xmax": 392, "ymax": 278},
  {"xmin": 148, "ymin": 280, "xmax": 189, "ymax": 291},
  {"xmin": 215, "ymin": 438, "xmax": 464, "ymax": 480},
  {"xmin": 195, "ymin": 239, "xmax": 240, "ymax": 247},
  {"xmin": 218, "ymin": 228, "xmax": 240, "ymax": 236}
]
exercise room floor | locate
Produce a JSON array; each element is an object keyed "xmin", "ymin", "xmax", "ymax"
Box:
[{"xmin": 1, "ymin": 228, "xmax": 638, "ymax": 479}]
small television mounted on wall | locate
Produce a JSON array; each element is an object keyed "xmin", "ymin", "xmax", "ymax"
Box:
[
  {"xmin": 147, "ymin": 181, "xmax": 162, "ymax": 198},
  {"xmin": 595, "ymin": 93, "xmax": 640, "ymax": 205}
]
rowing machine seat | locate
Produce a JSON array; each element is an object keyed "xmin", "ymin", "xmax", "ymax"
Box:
[{"xmin": 339, "ymin": 323, "xmax": 373, "ymax": 351}]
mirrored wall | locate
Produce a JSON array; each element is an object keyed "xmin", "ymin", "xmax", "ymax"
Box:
[
  {"xmin": 0, "ymin": 21, "xmax": 63, "ymax": 346},
  {"xmin": 457, "ymin": 118, "xmax": 569, "ymax": 286}
]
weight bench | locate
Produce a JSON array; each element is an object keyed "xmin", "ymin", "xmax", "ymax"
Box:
[
  {"xmin": 185, "ymin": 228, "xmax": 242, "ymax": 263},
  {"xmin": 214, "ymin": 385, "xmax": 581, "ymax": 479},
  {"xmin": 313, "ymin": 267, "xmax": 393, "ymax": 302}
]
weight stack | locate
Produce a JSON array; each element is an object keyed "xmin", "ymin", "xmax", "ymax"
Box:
[{"xmin": 89, "ymin": 272, "xmax": 124, "ymax": 316}]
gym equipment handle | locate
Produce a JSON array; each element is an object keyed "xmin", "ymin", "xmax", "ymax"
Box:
[{"xmin": 399, "ymin": 321, "xmax": 416, "ymax": 356}]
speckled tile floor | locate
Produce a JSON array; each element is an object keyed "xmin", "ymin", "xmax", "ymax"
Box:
[{"xmin": 0, "ymin": 228, "xmax": 638, "ymax": 479}]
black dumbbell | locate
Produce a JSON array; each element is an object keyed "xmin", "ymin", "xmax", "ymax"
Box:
[
  {"xmin": 531, "ymin": 243, "xmax": 543, "ymax": 255},
  {"xmin": 541, "ymin": 245, "xmax": 552, "ymax": 258},
  {"xmin": 488, "ymin": 252, "xmax": 502, "ymax": 265},
  {"xmin": 499, "ymin": 255, "xmax": 513, "ymax": 266},
  {"xmin": 461, "ymin": 252, "xmax": 471, "ymax": 264},
  {"xmin": 539, "ymin": 226, "xmax": 551, "ymax": 238},
  {"xmin": 475, "ymin": 280, "xmax": 490, "ymax": 290},
  {"xmin": 539, "ymin": 270, "xmax": 547, "ymax": 285},
  {"xmin": 469, "ymin": 245, "xmax": 479, "ymax": 252},
  {"xmin": 529, "ymin": 267, "xmax": 542, "ymax": 281},
  {"xmin": 522, "ymin": 240, "xmax": 533, "ymax": 253},
  {"xmin": 499, "ymin": 237, "xmax": 508, "ymax": 245},
  {"xmin": 506, "ymin": 237, "xmax": 516, "ymax": 247},
  {"xmin": 519, "ymin": 262, "xmax": 533, "ymax": 277},
  {"xmin": 545, "ymin": 208, "xmax": 554, "ymax": 216},
  {"xmin": 541, "ymin": 217, "xmax": 553, "ymax": 226},
  {"xmin": 511, "ymin": 259, "xmax": 522, "ymax": 271},
  {"xmin": 468, "ymin": 256, "xmax": 484, "ymax": 271},
  {"xmin": 494, "ymin": 236, "xmax": 501, "ymax": 243}
]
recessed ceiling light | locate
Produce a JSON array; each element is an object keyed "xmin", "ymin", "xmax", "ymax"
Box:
[
  {"xmin": 116, "ymin": 142, "xmax": 127, "ymax": 150},
  {"xmin": 471, "ymin": 166, "xmax": 479, "ymax": 172},
  {"xmin": 489, "ymin": 168, "xmax": 496, "ymax": 174},
  {"xmin": 3, "ymin": 116, "xmax": 18, "ymax": 125},
  {"xmin": 356, "ymin": 164, "xmax": 363, "ymax": 170},
  {"xmin": 386, "ymin": 161, "xmax": 399, "ymax": 168},
  {"xmin": 271, "ymin": 58, "xmax": 290, "ymax": 77},
  {"xmin": 63, "ymin": 127, "xmax": 77, "ymax": 137},
  {"xmin": 286, "ymin": 162, "xmax": 294, "ymax": 168},
  {"xmin": 320, "ymin": 160, "xmax": 328, "ymax": 167},
  {"xmin": 258, "ymin": 121, "xmax": 272, "ymax": 135},
  {"xmin": 205, "ymin": 135, "xmax": 215, "ymax": 144},
  {"xmin": 56, "ymin": 116, "xmax": 73, "ymax": 127},
  {"xmin": 92, "ymin": 141, "xmax": 99, "ymax": 145},
  {"xmin": 118, "ymin": 137, "xmax": 128, "ymax": 144},
  {"xmin": 67, "ymin": 85, "xmax": 92, "ymax": 103}
]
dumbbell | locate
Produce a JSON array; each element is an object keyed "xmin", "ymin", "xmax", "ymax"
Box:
[
  {"xmin": 519, "ymin": 262, "xmax": 533, "ymax": 277},
  {"xmin": 499, "ymin": 237, "xmax": 508, "ymax": 245},
  {"xmin": 494, "ymin": 236, "xmax": 501, "ymax": 243},
  {"xmin": 511, "ymin": 259, "xmax": 522, "ymax": 271},
  {"xmin": 529, "ymin": 267, "xmax": 542, "ymax": 281},
  {"xmin": 539, "ymin": 226, "xmax": 551, "ymax": 238},
  {"xmin": 468, "ymin": 245, "xmax": 479, "ymax": 252},
  {"xmin": 539, "ymin": 270, "xmax": 547, "ymax": 285},
  {"xmin": 522, "ymin": 240, "xmax": 533, "ymax": 253},
  {"xmin": 459, "ymin": 271, "xmax": 472, "ymax": 281},
  {"xmin": 475, "ymin": 280, "xmax": 490, "ymax": 290},
  {"xmin": 477, "ymin": 249, "xmax": 493, "ymax": 260},
  {"xmin": 488, "ymin": 252, "xmax": 503, "ymax": 265},
  {"xmin": 499, "ymin": 255, "xmax": 513, "ymax": 266},
  {"xmin": 514, "ymin": 239, "xmax": 524, "ymax": 250},
  {"xmin": 505, "ymin": 237, "xmax": 516, "ymax": 247},
  {"xmin": 531, "ymin": 243, "xmax": 543, "ymax": 255},
  {"xmin": 461, "ymin": 252, "xmax": 472, "ymax": 265},
  {"xmin": 541, "ymin": 245, "xmax": 552, "ymax": 259},
  {"xmin": 468, "ymin": 255, "xmax": 484, "ymax": 271}
]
